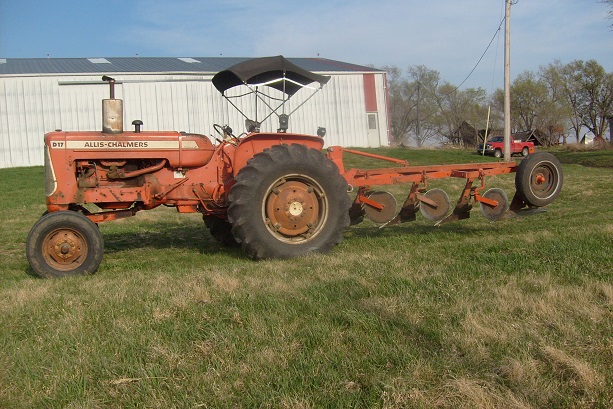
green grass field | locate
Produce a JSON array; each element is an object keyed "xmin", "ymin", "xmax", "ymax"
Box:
[{"xmin": 1, "ymin": 147, "xmax": 611, "ymax": 408}]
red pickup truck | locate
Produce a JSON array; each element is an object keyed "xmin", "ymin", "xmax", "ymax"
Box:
[{"xmin": 478, "ymin": 136, "xmax": 534, "ymax": 158}]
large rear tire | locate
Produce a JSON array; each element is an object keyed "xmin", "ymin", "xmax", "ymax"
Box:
[
  {"xmin": 515, "ymin": 152, "xmax": 563, "ymax": 207},
  {"xmin": 228, "ymin": 144, "xmax": 351, "ymax": 259},
  {"xmin": 26, "ymin": 211, "xmax": 104, "ymax": 278}
]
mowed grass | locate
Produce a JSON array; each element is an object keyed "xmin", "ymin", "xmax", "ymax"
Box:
[{"xmin": 1, "ymin": 147, "xmax": 612, "ymax": 408}]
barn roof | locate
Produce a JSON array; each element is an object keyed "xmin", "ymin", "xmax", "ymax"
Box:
[{"xmin": 0, "ymin": 56, "xmax": 382, "ymax": 76}]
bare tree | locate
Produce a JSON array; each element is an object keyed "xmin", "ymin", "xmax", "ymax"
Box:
[
  {"xmin": 383, "ymin": 65, "xmax": 443, "ymax": 147},
  {"xmin": 383, "ymin": 66, "xmax": 419, "ymax": 146},
  {"xmin": 541, "ymin": 60, "xmax": 586, "ymax": 143},
  {"xmin": 573, "ymin": 60, "xmax": 613, "ymax": 143},
  {"xmin": 601, "ymin": 0, "xmax": 613, "ymax": 27},
  {"xmin": 407, "ymin": 65, "xmax": 442, "ymax": 147},
  {"xmin": 431, "ymin": 84, "xmax": 487, "ymax": 147}
]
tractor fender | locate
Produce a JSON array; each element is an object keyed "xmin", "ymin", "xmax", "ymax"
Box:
[{"xmin": 232, "ymin": 132, "xmax": 325, "ymax": 176}]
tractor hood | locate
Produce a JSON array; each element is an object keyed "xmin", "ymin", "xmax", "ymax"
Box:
[{"xmin": 212, "ymin": 55, "xmax": 330, "ymax": 96}]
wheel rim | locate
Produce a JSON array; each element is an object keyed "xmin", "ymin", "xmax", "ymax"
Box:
[
  {"xmin": 42, "ymin": 227, "xmax": 88, "ymax": 271},
  {"xmin": 530, "ymin": 162, "xmax": 559, "ymax": 200},
  {"xmin": 263, "ymin": 175, "xmax": 328, "ymax": 243}
]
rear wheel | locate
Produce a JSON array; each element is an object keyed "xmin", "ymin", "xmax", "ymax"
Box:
[
  {"xmin": 515, "ymin": 152, "xmax": 563, "ymax": 207},
  {"xmin": 26, "ymin": 211, "xmax": 104, "ymax": 278},
  {"xmin": 228, "ymin": 144, "xmax": 351, "ymax": 259}
]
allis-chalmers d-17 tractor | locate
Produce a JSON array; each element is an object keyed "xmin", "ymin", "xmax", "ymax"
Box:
[{"xmin": 26, "ymin": 56, "xmax": 563, "ymax": 278}]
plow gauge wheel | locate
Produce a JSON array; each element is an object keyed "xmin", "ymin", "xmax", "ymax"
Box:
[
  {"xmin": 480, "ymin": 188, "xmax": 509, "ymax": 221},
  {"xmin": 515, "ymin": 152, "xmax": 563, "ymax": 207},
  {"xmin": 420, "ymin": 188, "xmax": 450, "ymax": 222},
  {"xmin": 364, "ymin": 191, "xmax": 397, "ymax": 224}
]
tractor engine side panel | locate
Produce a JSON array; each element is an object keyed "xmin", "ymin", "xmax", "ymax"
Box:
[{"xmin": 44, "ymin": 130, "xmax": 219, "ymax": 211}]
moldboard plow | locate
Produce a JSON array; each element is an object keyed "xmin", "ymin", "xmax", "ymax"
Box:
[{"xmin": 329, "ymin": 147, "xmax": 562, "ymax": 227}]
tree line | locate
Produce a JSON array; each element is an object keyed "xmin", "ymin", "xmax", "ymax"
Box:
[{"xmin": 385, "ymin": 59, "xmax": 613, "ymax": 147}]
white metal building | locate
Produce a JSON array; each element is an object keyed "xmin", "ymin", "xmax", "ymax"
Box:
[{"xmin": 0, "ymin": 57, "xmax": 390, "ymax": 169}]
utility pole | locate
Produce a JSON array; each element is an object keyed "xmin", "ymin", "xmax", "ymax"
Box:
[
  {"xmin": 416, "ymin": 82, "xmax": 421, "ymax": 146},
  {"xmin": 504, "ymin": 0, "xmax": 512, "ymax": 161}
]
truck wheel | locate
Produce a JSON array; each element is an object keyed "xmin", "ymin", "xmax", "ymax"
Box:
[
  {"xmin": 515, "ymin": 152, "xmax": 563, "ymax": 207},
  {"xmin": 26, "ymin": 211, "xmax": 104, "ymax": 278},
  {"xmin": 203, "ymin": 215, "xmax": 238, "ymax": 247},
  {"xmin": 494, "ymin": 149, "xmax": 503, "ymax": 158},
  {"xmin": 228, "ymin": 144, "xmax": 351, "ymax": 259},
  {"xmin": 521, "ymin": 147, "xmax": 529, "ymax": 157}
]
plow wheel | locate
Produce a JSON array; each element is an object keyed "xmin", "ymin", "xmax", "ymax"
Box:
[
  {"xmin": 515, "ymin": 152, "xmax": 563, "ymax": 207},
  {"xmin": 420, "ymin": 188, "xmax": 450, "ymax": 222},
  {"xmin": 228, "ymin": 144, "xmax": 351, "ymax": 259},
  {"xmin": 480, "ymin": 188, "xmax": 509, "ymax": 221},
  {"xmin": 26, "ymin": 211, "xmax": 104, "ymax": 278}
]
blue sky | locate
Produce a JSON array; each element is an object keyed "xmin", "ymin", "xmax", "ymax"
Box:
[{"xmin": 1, "ymin": 0, "xmax": 611, "ymax": 92}]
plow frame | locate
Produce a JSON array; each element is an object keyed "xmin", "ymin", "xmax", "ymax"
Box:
[{"xmin": 327, "ymin": 146, "xmax": 532, "ymax": 225}]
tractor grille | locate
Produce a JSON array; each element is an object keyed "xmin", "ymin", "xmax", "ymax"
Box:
[{"xmin": 44, "ymin": 145, "xmax": 57, "ymax": 197}]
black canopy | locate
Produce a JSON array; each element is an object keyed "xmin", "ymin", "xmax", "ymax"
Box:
[{"xmin": 212, "ymin": 55, "xmax": 330, "ymax": 96}]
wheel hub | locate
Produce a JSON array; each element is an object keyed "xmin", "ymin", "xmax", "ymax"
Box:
[
  {"xmin": 265, "ymin": 179, "xmax": 322, "ymax": 238},
  {"xmin": 288, "ymin": 201, "xmax": 304, "ymax": 217},
  {"xmin": 531, "ymin": 166, "xmax": 555, "ymax": 196},
  {"xmin": 535, "ymin": 173, "xmax": 546, "ymax": 185},
  {"xmin": 44, "ymin": 229, "xmax": 85, "ymax": 269}
]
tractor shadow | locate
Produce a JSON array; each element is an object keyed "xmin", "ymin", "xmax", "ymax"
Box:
[
  {"xmin": 346, "ymin": 217, "xmax": 501, "ymax": 241},
  {"xmin": 100, "ymin": 219, "xmax": 243, "ymax": 257},
  {"xmin": 98, "ymin": 214, "xmax": 499, "ymax": 258}
]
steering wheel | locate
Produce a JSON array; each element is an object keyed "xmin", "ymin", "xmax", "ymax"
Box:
[{"xmin": 213, "ymin": 123, "xmax": 238, "ymax": 143}]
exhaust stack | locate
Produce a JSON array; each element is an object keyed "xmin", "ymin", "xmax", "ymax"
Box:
[{"xmin": 101, "ymin": 76, "xmax": 123, "ymax": 134}]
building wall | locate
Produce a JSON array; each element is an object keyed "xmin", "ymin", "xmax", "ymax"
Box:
[{"xmin": 0, "ymin": 72, "xmax": 389, "ymax": 168}]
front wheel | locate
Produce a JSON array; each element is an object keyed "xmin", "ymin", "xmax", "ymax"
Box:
[
  {"xmin": 26, "ymin": 211, "xmax": 104, "ymax": 278},
  {"xmin": 228, "ymin": 144, "xmax": 351, "ymax": 259}
]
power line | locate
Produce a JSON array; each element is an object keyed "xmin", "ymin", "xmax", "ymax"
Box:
[{"xmin": 455, "ymin": 15, "xmax": 506, "ymax": 90}]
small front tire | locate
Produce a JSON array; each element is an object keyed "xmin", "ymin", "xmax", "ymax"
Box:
[{"xmin": 26, "ymin": 211, "xmax": 104, "ymax": 278}]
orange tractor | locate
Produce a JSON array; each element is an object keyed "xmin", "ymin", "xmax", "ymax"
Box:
[{"xmin": 26, "ymin": 56, "xmax": 563, "ymax": 278}]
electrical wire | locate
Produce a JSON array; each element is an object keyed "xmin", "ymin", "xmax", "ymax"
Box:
[
  {"xmin": 454, "ymin": 15, "xmax": 505, "ymax": 91},
  {"xmin": 489, "ymin": 1, "xmax": 506, "ymax": 93},
  {"xmin": 454, "ymin": 1, "xmax": 518, "ymax": 90}
]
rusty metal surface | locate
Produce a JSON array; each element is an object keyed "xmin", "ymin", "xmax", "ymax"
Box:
[
  {"xmin": 102, "ymin": 99, "xmax": 123, "ymax": 134},
  {"xmin": 363, "ymin": 191, "xmax": 397, "ymax": 224}
]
